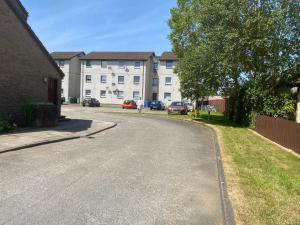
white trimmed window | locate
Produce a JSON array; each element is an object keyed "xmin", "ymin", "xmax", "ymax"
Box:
[
  {"xmin": 86, "ymin": 60, "xmax": 91, "ymax": 67},
  {"xmin": 134, "ymin": 62, "xmax": 141, "ymax": 69},
  {"xmin": 118, "ymin": 76, "xmax": 125, "ymax": 84},
  {"xmin": 119, "ymin": 61, "xmax": 125, "ymax": 69},
  {"xmin": 100, "ymin": 75, "xmax": 107, "ymax": 83},
  {"xmin": 165, "ymin": 77, "xmax": 172, "ymax": 85},
  {"xmin": 117, "ymin": 91, "xmax": 124, "ymax": 98},
  {"xmin": 86, "ymin": 75, "xmax": 92, "ymax": 82},
  {"xmin": 58, "ymin": 60, "xmax": 64, "ymax": 67},
  {"xmin": 133, "ymin": 76, "xmax": 140, "ymax": 84},
  {"xmin": 164, "ymin": 92, "xmax": 171, "ymax": 101},
  {"xmin": 166, "ymin": 60, "xmax": 173, "ymax": 69},
  {"xmin": 100, "ymin": 90, "xmax": 106, "ymax": 98},
  {"xmin": 133, "ymin": 91, "xmax": 140, "ymax": 99},
  {"xmin": 101, "ymin": 60, "xmax": 107, "ymax": 68},
  {"xmin": 85, "ymin": 90, "xmax": 91, "ymax": 97}
]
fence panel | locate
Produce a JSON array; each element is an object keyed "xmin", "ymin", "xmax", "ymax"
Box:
[{"xmin": 254, "ymin": 115, "xmax": 300, "ymax": 154}]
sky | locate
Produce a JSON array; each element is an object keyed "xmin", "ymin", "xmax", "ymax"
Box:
[{"xmin": 21, "ymin": 0, "xmax": 177, "ymax": 56}]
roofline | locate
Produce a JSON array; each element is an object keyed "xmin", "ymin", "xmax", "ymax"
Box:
[
  {"xmin": 15, "ymin": 0, "xmax": 28, "ymax": 17},
  {"xmin": 80, "ymin": 52, "xmax": 155, "ymax": 61},
  {"xmin": 51, "ymin": 52, "xmax": 85, "ymax": 60},
  {"xmin": 5, "ymin": 0, "xmax": 64, "ymax": 78}
]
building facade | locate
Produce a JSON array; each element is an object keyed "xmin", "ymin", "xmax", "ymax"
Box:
[
  {"xmin": 0, "ymin": 0, "xmax": 63, "ymax": 123},
  {"xmin": 51, "ymin": 52, "xmax": 85, "ymax": 100},
  {"xmin": 157, "ymin": 52, "xmax": 181, "ymax": 105},
  {"xmin": 80, "ymin": 52, "xmax": 155, "ymax": 104}
]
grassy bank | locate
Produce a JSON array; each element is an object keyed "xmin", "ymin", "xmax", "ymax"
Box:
[{"xmin": 156, "ymin": 112, "xmax": 300, "ymax": 225}]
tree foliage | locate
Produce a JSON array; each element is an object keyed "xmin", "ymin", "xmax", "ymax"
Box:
[{"xmin": 168, "ymin": 0, "xmax": 300, "ymax": 123}]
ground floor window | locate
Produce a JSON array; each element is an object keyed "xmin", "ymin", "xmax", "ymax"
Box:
[
  {"xmin": 152, "ymin": 93, "xmax": 157, "ymax": 101},
  {"xmin": 133, "ymin": 91, "xmax": 140, "ymax": 99},
  {"xmin": 100, "ymin": 90, "xmax": 106, "ymax": 98},
  {"xmin": 85, "ymin": 90, "xmax": 91, "ymax": 97},
  {"xmin": 164, "ymin": 92, "xmax": 171, "ymax": 101},
  {"xmin": 117, "ymin": 91, "xmax": 124, "ymax": 98}
]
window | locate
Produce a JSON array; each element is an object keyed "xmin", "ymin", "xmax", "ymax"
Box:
[
  {"xmin": 101, "ymin": 60, "xmax": 107, "ymax": 68},
  {"xmin": 100, "ymin": 75, "xmax": 107, "ymax": 83},
  {"xmin": 117, "ymin": 91, "xmax": 124, "ymax": 98},
  {"xmin": 85, "ymin": 90, "xmax": 91, "ymax": 97},
  {"xmin": 58, "ymin": 60, "xmax": 64, "ymax": 67},
  {"xmin": 152, "ymin": 78, "xmax": 159, "ymax": 86},
  {"xmin": 118, "ymin": 76, "xmax": 125, "ymax": 84},
  {"xmin": 100, "ymin": 90, "xmax": 106, "ymax": 98},
  {"xmin": 86, "ymin": 75, "xmax": 92, "ymax": 82},
  {"xmin": 165, "ymin": 77, "xmax": 172, "ymax": 85},
  {"xmin": 166, "ymin": 60, "xmax": 173, "ymax": 69},
  {"xmin": 61, "ymin": 89, "xmax": 64, "ymax": 94},
  {"xmin": 153, "ymin": 62, "xmax": 159, "ymax": 70},
  {"xmin": 134, "ymin": 62, "xmax": 141, "ymax": 69},
  {"xmin": 119, "ymin": 61, "xmax": 125, "ymax": 69},
  {"xmin": 133, "ymin": 91, "xmax": 140, "ymax": 99},
  {"xmin": 164, "ymin": 92, "xmax": 171, "ymax": 101},
  {"xmin": 133, "ymin": 76, "xmax": 140, "ymax": 84},
  {"xmin": 86, "ymin": 60, "xmax": 91, "ymax": 67}
]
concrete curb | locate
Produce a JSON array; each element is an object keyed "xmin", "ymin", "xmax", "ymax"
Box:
[{"xmin": 0, "ymin": 123, "xmax": 117, "ymax": 155}]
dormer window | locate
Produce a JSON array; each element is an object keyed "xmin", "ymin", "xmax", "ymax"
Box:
[{"xmin": 166, "ymin": 60, "xmax": 173, "ymax": 69}]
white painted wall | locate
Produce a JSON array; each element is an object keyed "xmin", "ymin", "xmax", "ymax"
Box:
[
  {"xmin": 81, "ymin": 60, "xmax": 149, "ymax": 104},
  {"xmin": 157, "ymin": 60, "xmax": 181, "ymax": 104}
]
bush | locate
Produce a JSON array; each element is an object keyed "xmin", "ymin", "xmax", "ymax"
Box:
[
  {"xmin": 0, "ymin": 121, "xmax": 16, "ymax": 133},
  {"xmin": 22, "ymin": 102, "xmax": 55, "ymax": 126}
]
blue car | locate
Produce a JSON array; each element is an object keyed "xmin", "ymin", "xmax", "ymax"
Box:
[{"xmin": 150, "ymin": 101, "xmax": 165, "ymax": 110}]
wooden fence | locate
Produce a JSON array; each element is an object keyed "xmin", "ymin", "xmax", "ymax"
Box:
[{"xmin": 254, "ymin": 115, "xmax": 300, "ymax": 154}]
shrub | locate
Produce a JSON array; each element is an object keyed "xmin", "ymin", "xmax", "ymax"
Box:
[{"xmin": 0, "ymin": 121, "xmax": 16, "ymax": 133}]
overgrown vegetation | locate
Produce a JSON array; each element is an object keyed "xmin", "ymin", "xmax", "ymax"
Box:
[
  {"xmin": 153, "ymin": 112, "xmax": 300, "ymax": 225},
  {"xmin": 0, "ymin": 120, "xmax": 16, "ymax": 133},
  {"xmin": 168, "ymin": 0, "xmax": 300, "ymax": 125}
]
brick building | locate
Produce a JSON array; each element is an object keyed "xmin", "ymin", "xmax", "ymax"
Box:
[{"xmin": 0, "ymin": 0, "xmax": 63, "ymax": 123}]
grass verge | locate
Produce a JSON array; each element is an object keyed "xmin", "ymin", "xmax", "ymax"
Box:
[{"xmin": 151, "ymin": 111, "xmax": 300, "ymax": 225}]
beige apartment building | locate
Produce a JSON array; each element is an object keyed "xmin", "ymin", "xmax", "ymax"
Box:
[
  {"xmin": 51, "ymin": 52, "xmax": 85, "ymax": 100},
  {"xmin": 80, "ymin": 52, "xmax": 155, "ymax": 104}
]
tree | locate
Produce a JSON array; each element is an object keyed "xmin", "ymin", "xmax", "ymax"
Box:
[{"xmin": 168, "ymin": 0, "xmax": 300, "ymax": 123}]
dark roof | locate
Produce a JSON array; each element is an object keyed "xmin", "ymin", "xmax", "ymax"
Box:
[
  {"xmin": 51, "ymin": 52, "xmax": 85, "ymax": 60},
  {"xmin": 160, "ymin": 52, "xmax": 178, "ymax": 61},
  {"xmin": 81, "ymin": 52, "xmax": 155, "ymax": 61},
  {"xmin": 4, "ymin": 0, "xmax": 64, "ymax": 78}
]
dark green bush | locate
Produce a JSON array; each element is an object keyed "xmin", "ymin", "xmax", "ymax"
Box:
[{"xmin": 0, "ymin": 121, "xmax": 16, "ymax": 133}]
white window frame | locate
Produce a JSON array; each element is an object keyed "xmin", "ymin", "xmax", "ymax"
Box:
[
  {"xmin": 117, "ymin": 91, "xmax": 124, "ymax": 99},
  {"xmin": 85, "ymin": 90, "xmax": 91, "ymax": 97},
  {"xmin": 133, "ymin": 76, "xmax": 140, "ymax": 84},
  {"xmin": 86, "ymin": 75, "xmax": 92, "ymax": 83},
  {"xmin": 165, "ymin": 77, "xmax": 172, "ymax": 85},
  {"xmin": 118, "ymin": 76, "xmax": 125, "ymax": 84},
  {"xmin": 119, "ymin": 61, "xmax": 125, "ymax": 69},
  {"xmin": 134, "ymin": 62, "xmax": 141, "ymax": 69},
  {"xmin": 58, "ymin": 60, "xmax": 64, "ymax": 67},
  {"xmin": 164, "ymin": 92, "xmax": 171, "ymax": 101},
  {"xmin": 133, "ymin": 91, "xmax": 140, "ymax": 99},
  {"xmin": 100, "ymin": 75, "xmax": 107, "ymax": 83},
  {"xmin": 101, "ymin": 60, "xmax": 107, "ymax": 68},
  {"xmin": 166, "ymin": 60, "xmax": 173, "ymax": 69},
  {"xmin": 86, "ymin": 60, "xmax": 91, "ymax": 67},
  {"xmin": 100, "ymin": 90, "xmax": 106, "ymax": 98}
]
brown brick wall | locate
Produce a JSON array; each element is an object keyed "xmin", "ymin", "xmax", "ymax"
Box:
[{"xmin": 0, "ymin": 1, "xmax": 62, "ymax": 123}]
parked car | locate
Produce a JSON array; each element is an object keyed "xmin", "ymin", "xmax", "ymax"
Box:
[
  {"xmin": 167, "ymin": 101, "xmax": 188, "ymax": 115},
  {"xmin": 150, "ymin": 101, "xmax": 165, "ymax": 110},
  {"xmin": 122, "ymin": 100, "xmax": 137, "ymax": 109},
  {"xmin": 184, "ymin": 102, "xmax": 194, "ymax": 111},
  {"xmin": 61, "ymin": 96, "xmax": 65, "ymax": 104},
  {"xmin": 82, "ymin": 98, "xmax": 100, "ymax": 107}
]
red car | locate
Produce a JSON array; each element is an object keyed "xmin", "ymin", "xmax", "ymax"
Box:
[
  {"xmin": 122, "ymin": 100, "xmax": 137, "ymax": 109},
  {"xmin": 167, "ymin": 101, "xmax": 188, "ymax": 115}
]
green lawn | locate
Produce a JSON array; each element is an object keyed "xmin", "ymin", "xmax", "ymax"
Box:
[{"xmin": 153, "ymin": 112, "xmax": 300, "ymax": 225}]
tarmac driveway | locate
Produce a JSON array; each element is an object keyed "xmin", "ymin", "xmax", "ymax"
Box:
[{"xmin": 0, "ymin": 105, "xmax": 223, "ymax": 225}]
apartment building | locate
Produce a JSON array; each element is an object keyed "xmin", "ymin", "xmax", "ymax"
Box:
[
  {"xmin": 51, "ymin": 52, "xmax": 85, "ymax": 100},
  {"xmin": 157, "ymin": 52, "xmax": 181, "ymax": 104},
  {"xmin": 80, "ymin": 52, "xmax": 155, "ymax": 104}
]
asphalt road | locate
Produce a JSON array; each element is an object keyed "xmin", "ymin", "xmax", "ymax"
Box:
[{"xmin": 0, "ymin": 106, "xmax": 223, "ymax": 225}]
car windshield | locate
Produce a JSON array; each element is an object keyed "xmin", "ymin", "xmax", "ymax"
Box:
[{"xmin": 171, "ymin": 102, "xmax": 184, "ymax": 106}]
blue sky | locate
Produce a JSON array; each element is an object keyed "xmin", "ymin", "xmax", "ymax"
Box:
[{"xmin": 21, "ymin": 0, "xmax": 177, "ymax": 55}]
